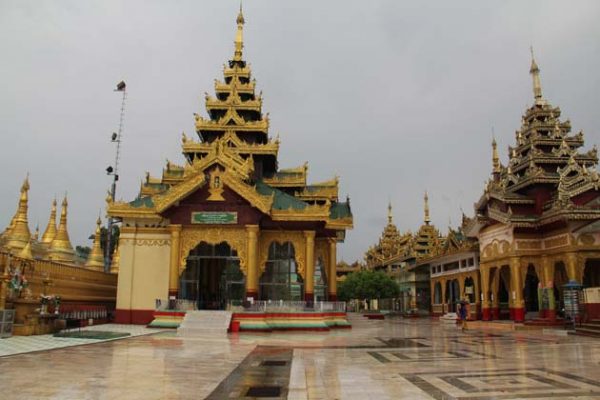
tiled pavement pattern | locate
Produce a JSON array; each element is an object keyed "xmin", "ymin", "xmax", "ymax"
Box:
[
  {"xmin": 0, "ymin": 324, "xmax": 162, "ymax": 357},
  {"xmin": 0, "ymin": 315, "xmax": 599, "ymax": 399}
]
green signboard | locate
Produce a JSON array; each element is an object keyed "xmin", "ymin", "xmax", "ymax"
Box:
[{"xmin": 191, "ymin": 212, "xmax": 238, "ymax": 224}]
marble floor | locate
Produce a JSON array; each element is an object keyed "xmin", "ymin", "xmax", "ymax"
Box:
[{"xmin": 0, "ymin": 315, "xmax": 599, "ymax": 399}]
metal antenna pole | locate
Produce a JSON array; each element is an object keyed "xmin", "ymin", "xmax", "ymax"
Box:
[{"xmin": 105, "ymin": 84, "xmax": 127, "ymax": 272}]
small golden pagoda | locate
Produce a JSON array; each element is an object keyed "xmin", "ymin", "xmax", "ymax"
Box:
[
  {"xmin": 48, "ymin": 196, "xmax": 75, "ymax": 264},
  {"xmin": 85, "ymin": 216, "xmax": 105, "ymax": 271},
  {"xmin": 40, "ymin": 199, "xmax": 57, "ymax": 246},
  {"xmin": 3, "ymin": 177, "xmax": 32, "ymax": 254},
  {"xmin": 107, "ymin": 8, "xmax": 353, "ymax": 323},
  {"xmin": 412, "ymin": 192, "xmax": 443, "ymax": 259}
]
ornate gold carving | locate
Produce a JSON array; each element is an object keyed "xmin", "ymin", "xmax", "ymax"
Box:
[
  {"xmin": 154, "ymin": 173, "xmax": 206, "ymax": 213},
  {"xmin": 517, "ymin": 240, "xmax": 542, "ymax": 250},
  {"xmin": 120, "ymin": 238, "xmax": 171, "ymax": 247},
  {"xmin": 578, "ymin": 234, "xmax": 595, "ymax": 246},
  {"xmin": 179, "ymin": 227, "xmax": 247, "ymax": 275},
  {"xmin": 544, "ymin": 235, "xmax": 568, "ymax": 249},
  {"xmin": 207, "ymin": 168, "xmax": 225, "ymax": 201},
  {"xmin": 258, "ymin": 231, "xmax": 306, "ymax": 278}
]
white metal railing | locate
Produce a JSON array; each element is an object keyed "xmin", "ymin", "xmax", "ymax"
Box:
[
  {"xmin": 226, "ymin": 300, "xmax": 346, "ymax": 312},
  {"xmin": 155, "ymin": 299, "xmax": 197, "ymax": 311}
]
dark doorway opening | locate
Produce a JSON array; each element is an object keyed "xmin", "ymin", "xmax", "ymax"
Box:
[{"xmin": 180, "ymin": 241, "xmax": 245, "ymax": 310}]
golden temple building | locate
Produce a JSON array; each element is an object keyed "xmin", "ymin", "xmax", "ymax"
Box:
[
  {"xmin": 364, "ymin": 195, "xmax": 443, "ymax": 313},
  {"xmin": 107, "ymin": 9, "xmax": 353, "ymax": 324},
  {"xmin": 465, "ymin": 52, "xmax": 600, "ymax": 322}
]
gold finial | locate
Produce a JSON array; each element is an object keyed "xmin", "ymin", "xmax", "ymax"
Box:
[
  {"xmin": 492, "ymin": 135, "xmax": 500, "ymax": 173},
  {"xmin": 85, "ymin": 213, "xmax": 104, "ymax": 271},
  {"xmin": 424, "ymin": 191, "xmax": 431, "ymax": 225},
  {"xmin": 387, "ymin": 201, "xmax": 393, "ymax": 224},
  {"xmin": 234, "ymin": 3, "xmax": 245, "ymax": 61},
  {"xmin": 4, "ymin": 175, "xmax": 32, "ymax": 251},
  {"xmin": 529, "ymin": 46, "xmax": 543, "ymax": 103},
  {"xmin": 41, "ymin": 198, "xmax": 57, "ymax": 245}
]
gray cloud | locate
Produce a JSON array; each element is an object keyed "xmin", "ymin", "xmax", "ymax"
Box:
[{"xmin": 1, "ymin": 0, "xmax": 599, "ymax": 263}]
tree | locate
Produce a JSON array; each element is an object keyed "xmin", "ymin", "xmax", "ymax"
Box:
[
  {"xmin": 338, "ymin": 270, "xmax": 400, "ymax": 302},
  {"xmin": 99, "ymin": 225, "xmax": 120, "ymax": 257},
  {"xmin": 75, "ymin": 246, "xmax": 91, "ymax": 259}
]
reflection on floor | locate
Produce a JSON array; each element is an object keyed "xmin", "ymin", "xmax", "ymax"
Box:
[{"xmin": 0, "ymin": 314, "xmax": 599, "ymax": 399}]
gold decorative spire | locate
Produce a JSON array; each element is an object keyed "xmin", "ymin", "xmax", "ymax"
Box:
[
  {"xmin": 85, "ymin": 215, "xmax": 105, "ymax": 271},
  {"xmin": 234, "ymin": 3, "xmax": 245, "ymax": 61},
  {"xmin": 4, "ymin": 176, "xmax": 32, "ymax": 252},
  {"xmin": 387, "ymin": 201, "xmax": 393, "ymax": 224},
  {"xmin": 424, "ymin": 191, "xmax": 431, "ymax": 225},
  {"xmin": 110, "ymin": 244, "xmax": 120, "ymax": 274},
  {"xmin": 530, "ymin": 47, "xmax": 543, "ymax": 104},
  {"xmin": 18, "ymin": 240, "xmax": 33, "ymax": 260},
  {"xmin": 492, "ymin": 137, "xmax": 501, "ymax": 173},
  {"xmin": 41, "ymin": 198, "xmax": 57, "ymax": 245},
  {"xmin": 49, "ymin": 195, "xmax": 75, "ymax": 263}
]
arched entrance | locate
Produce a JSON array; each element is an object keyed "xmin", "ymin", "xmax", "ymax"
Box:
[
  {"xmin": 554, "ymin": 261, "xmax": 569, "ymax": 317},
  {"xmin": 314, "ymin": 257, "xmax": 328, "ymax": 302},
  {"xmin": 433, "ymin": 282, "xmax": 442, "ymax": 304},
  {"xmin": 583, "ymin": 259, "xmax": 600, "ymax": 287},
  {"xmin": 180, "ymin": 241, "xmax": 245, "ymax": 310},
  {"xmin": 259, "ymin": 242, "xmax": 304, "ymax": 301},
  {"xmin": 523, "ymin": 264, "xmax": 540, "ymax": 315},
  {"xmin": 445, "ymin": 279, "xmax": 460, "ymax": 313},
  {"xmin": 498, "ymin": 265, "xmax": 510, "ymax": 320}
]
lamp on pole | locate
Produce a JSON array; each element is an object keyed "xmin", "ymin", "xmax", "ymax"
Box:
[{"xmin": 105, "ymin": 80, "xmax": 127, "ymax": 272}]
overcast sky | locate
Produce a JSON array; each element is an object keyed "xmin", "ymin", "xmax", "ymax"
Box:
[{"xmin": 1, "ymin": 1, "xmax": 599, "ymax": 263}]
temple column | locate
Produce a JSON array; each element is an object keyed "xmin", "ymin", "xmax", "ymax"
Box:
[
  {"xmin": 440, "ymin": 278, "xmax": 447, "ymax": 314},
  {"xmin": 566, "ymin": 252, "xmax": 583, "ymax": 283},
  {"xmin": 510, "ymin": 257, "xmax": 525, "ymax": 322},
  {"xmin": 304, "ymin": 230, "xmax": 316, "ymax": 304},
  {"xmin": 473, "ymin": 272, "xmax": 481, "ymax": 320},
  {"xmin": 480, "ymin": 264, "xmax": 491, "ymax": 320},
  {"xmin": 328, "ymin": 238, "xmax": 337, "ymax": 301},
  {"xmin": 168, "ymin": 225, "xmax": 181, "ymax": 298},
  {"xmin": 245, "ymin": 225, "xmax": 259, "ymax": 300}
]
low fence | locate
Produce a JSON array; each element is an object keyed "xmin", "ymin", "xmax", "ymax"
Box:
[{"xmin": 154, "ymin": 299, "xmax": 346, "ymax": 313}]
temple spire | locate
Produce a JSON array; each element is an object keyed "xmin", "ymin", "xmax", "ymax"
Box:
[
  {"xmin": 85, "ymin": 214, "xmax": 105, "ymax": 271},
  {"xmin": 4, "ymin": 176, "xmax": 32, "ymax": 252},
  {"xmin": 387, "ymin": 201, "xmax": 393, "ymax": 224},
  {"xmin": 49, "ymin": 195, "xmax": 75, "ymax": 263},
  {"xmin": 424, "ymin": 191, "xmax": 431, "ymax": 225},
  {"xmin": 234, "ymin": 3, "xmax": 245, "ymax": 61},
  {"xmin": 530, "ymin": 47, "xmax": 544, "ymax": 104},
  {"xmin": 492, "ymin": 136, "xmax": 500, "ymax": 173},
  {"xmin": 41, "ymin": 198, "xmax": 57, "ymax": 245}
]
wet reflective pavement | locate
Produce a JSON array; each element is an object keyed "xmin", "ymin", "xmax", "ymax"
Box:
[{"xmin": 0, "ymin": 315, "xmax": 599, "ymax": 399}]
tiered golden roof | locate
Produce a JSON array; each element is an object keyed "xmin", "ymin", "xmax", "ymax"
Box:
[
  {"xmin": 48, "ymin": 196, "xmax": 75, "ymax": 264},
  {"xmin": 107, "ymin": 8, "xmax": 353, "ymax": 232},
  {"xmin": 85, "ymin": 216, "xmax": 105, "ymax": 271},
  {"xmin": 364, "ymin": 203, "xmax": 413, "ymax": 269},
  {"xmin": 471, "ymin": 52, "xmax": 600, "ymax": 230}
]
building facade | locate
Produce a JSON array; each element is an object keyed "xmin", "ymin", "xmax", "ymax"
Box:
[
  {"xmin": 466, "ymin": 54, "xmax": 600, "ymax": 322},
  {"xmin": 107, "ymin": 10, "xmax": 353, "ymax": 324}
]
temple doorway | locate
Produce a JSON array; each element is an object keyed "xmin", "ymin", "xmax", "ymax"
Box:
[
  {"xmin": 180, "ymin": 242, "xmax": 245, "ymax": 310},
  {"xmin": 314, "ymin": 257, "xmax": 328, "ymax": 301},
  {"xmin": 554, "ymin": 262, "xmax": 569, "ymax": 318},
  {"xmin": 583, "ymin": 259, "xmax": 600, "ymax": 287},
  {"xmin": 523, "ymin": 265, "xmax": 540, "ymax": 314},
  {"xmin": 445, "ymin": 279, "xmax": 460, "ymax": 313},
  {"xmin": 498, "ymin": 266, "xmax": 510, "ymax": 319}
]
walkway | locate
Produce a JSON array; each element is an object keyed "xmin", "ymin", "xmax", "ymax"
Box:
[{"xmin": 0, "ymin": 315, "xmax": 599, "ymax": 399}]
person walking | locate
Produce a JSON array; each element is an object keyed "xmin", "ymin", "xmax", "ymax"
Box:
[{"xmin": 459, "ymin": 299, "xmax": 468, "ymax": 332}]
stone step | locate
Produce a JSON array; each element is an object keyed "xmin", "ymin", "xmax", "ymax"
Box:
[
  {"xmin": 177, "ymin": 310, "xmax": 232, "ymax": 337},
  {"xmin": 579, "ymin": 323, "xmax": 600, "ymax": 331}
]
